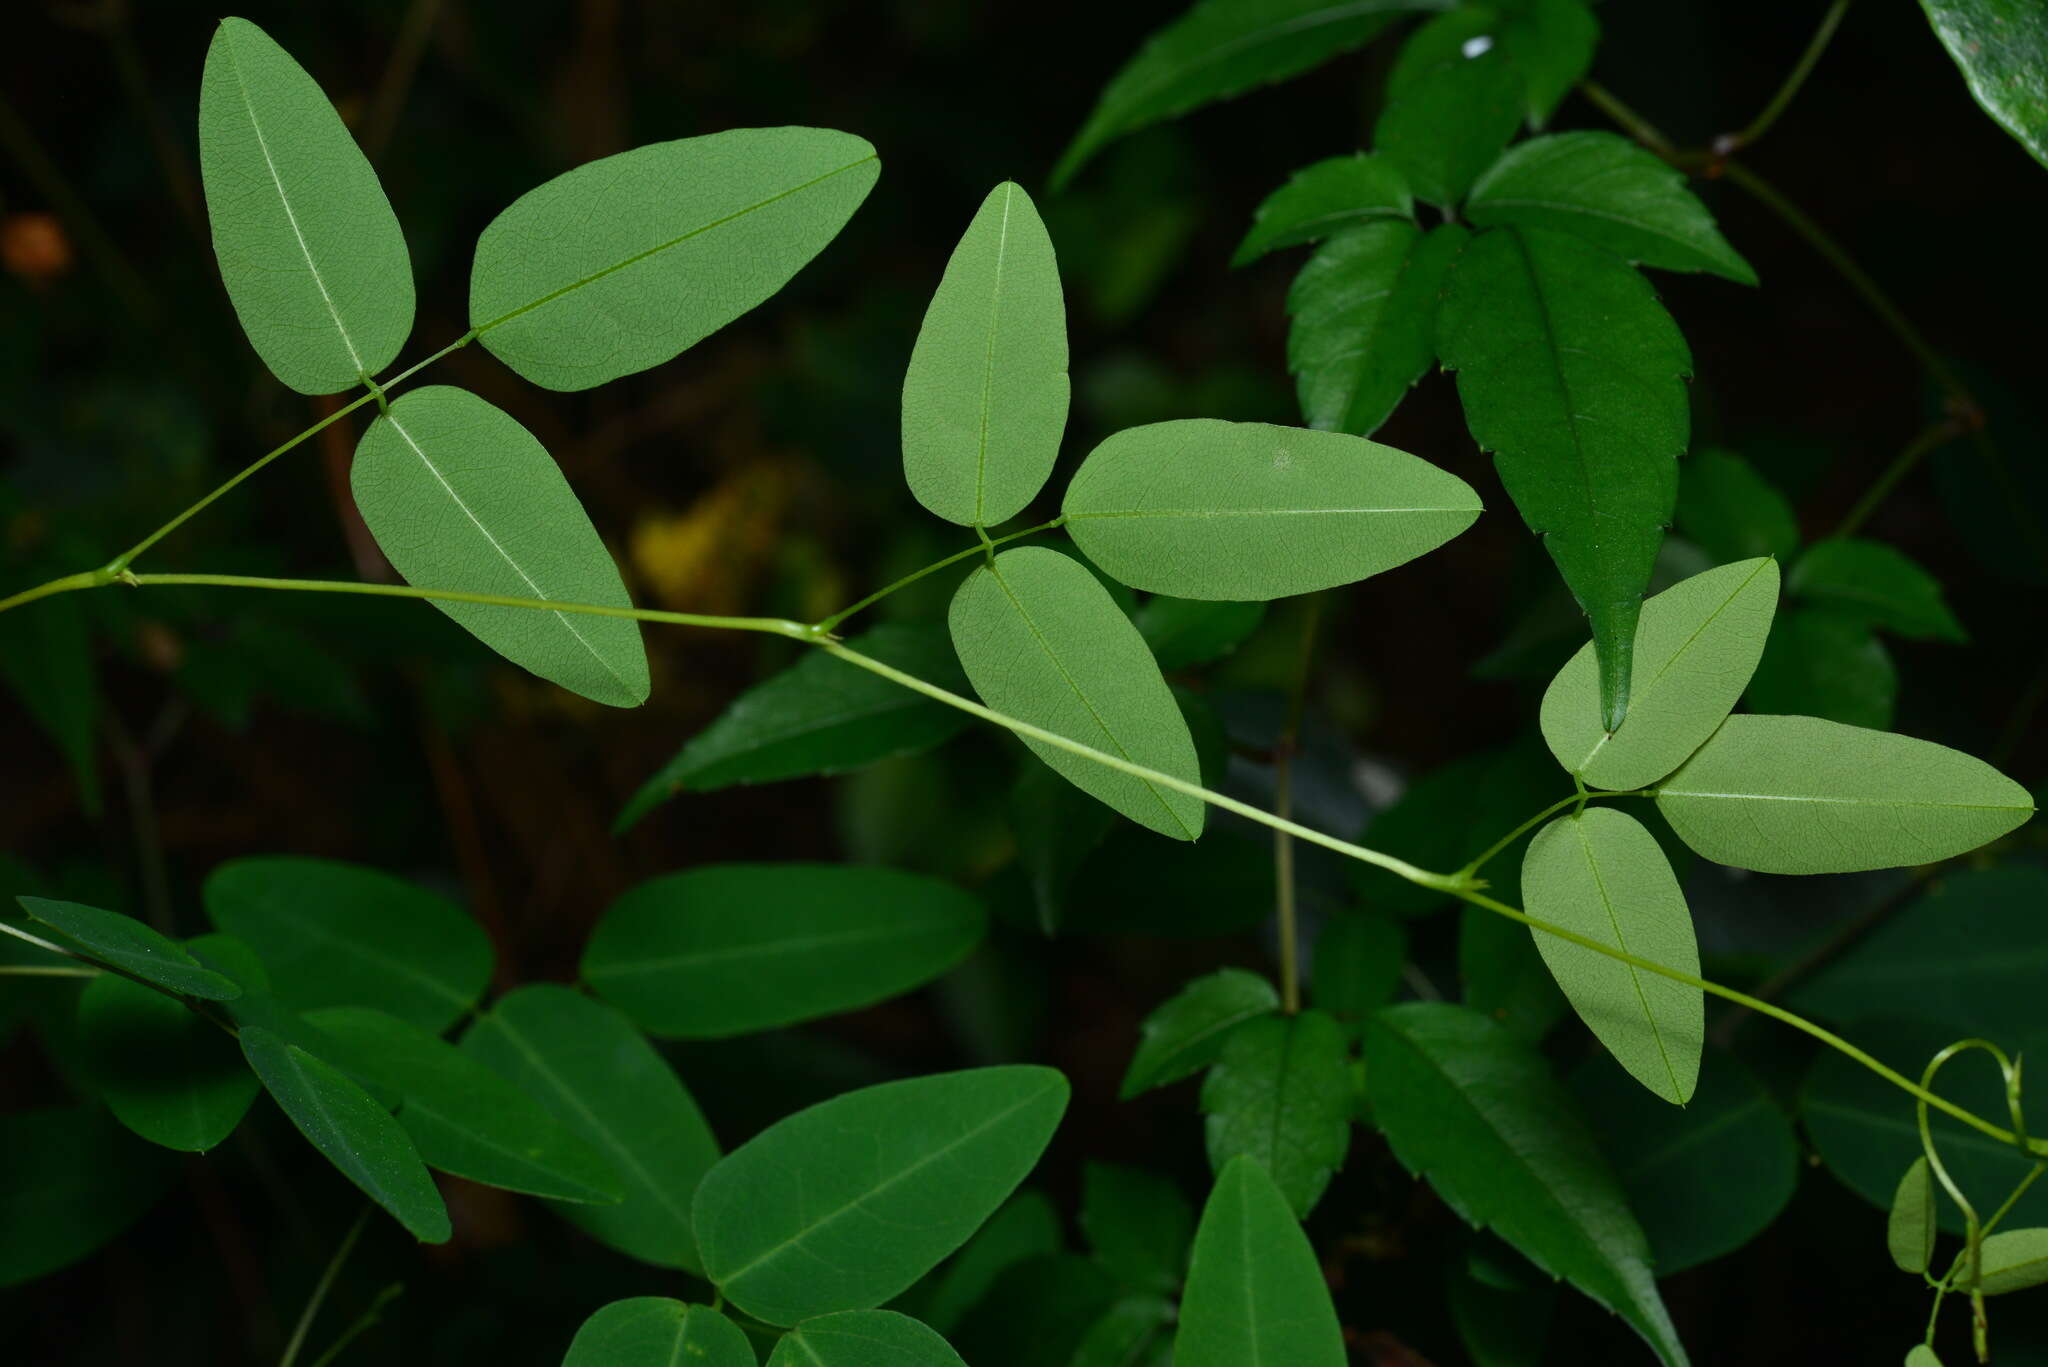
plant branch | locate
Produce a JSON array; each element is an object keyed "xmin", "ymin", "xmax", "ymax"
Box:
[
  {"xmin": 279, "ymin": 1207, "xmax": 372, "ymax": 1367},
  {"xmin": 1457, "ymin": 789, "xmax": 1654, "ymax": 881},
  {"xmin": 1272, "ymin": 594, "xmax": 1326, "ymax": 1014},
  {"xmin": 1834, "ymin": 417, "xmax": 1971, "ymax": 539},
  {"xmin": 304, "ymin": 1284, "xmax": 403, "ymax": 1367},
  {"xmin": 1721, "ymin": 0, "xmax": 1853, "ymax": 153},
  {"xmin": 816, "ymin": 517, "xmax": 1066, "ymax": 632}
]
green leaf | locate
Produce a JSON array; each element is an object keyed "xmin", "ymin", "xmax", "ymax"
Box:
[
  {"xmin": 616, "ymin": 624, "xmax": 969, "ymax": 830},
  {"xmin": 0, "ymin": 592, "xmax": 100, "ymax": 813},
  {"xmin": 1286, "ymin": 220, "xmax": 1467, "ymax": 436},
  {"xmin": 1920, "ymin": 0, "xmax": 2048, "ymax": 170},
  {"xmin": 1174, "ymin": 1156, "xmax": 1346, "ymax": 1367},
  {"xmin": 1385, "ymin": 0, "xmax": 1598, "ymax": 127},
  {"xmin": 1121, "ymin": 968, "xmax": 1279, "ymax": 1099},
  {"xmin": 1888, "ymin": 1157, "xmax": 1937, "ymax": 1275},
  {"xmin": 1375, "ymin": 38, "xmax": 1524, "ymax": 206},
  {"xmin": 204, "ymin": 856, "xmax": 491, "ymax": 1032},
  {"xmin": 240, "ymin": 1024, "xmax": 450, "ymax": 1242},
  {"xmin": 1447, "ymin": 1264, "xmax": 1554, "ymax": 1367},
  {"xmin": 694, "ymin": 1066, "xmax": 1070, "ymax": 1325},
  {"xmin": 1789, "ymin": 539, "xmax": 1967, "ymax": 641},
  {"xmin": 197, "ymin": 18, "xmax": 414, "ymax": 395},
  {"xmin": 1461, "ymin": 903, "xmax": 1569, "ymax": 1044},
  {"xmin": 1364, "ymin": 1002, "xmax": 1686, "ymax": 1367},
  {"xmin": 0, "ymin": 1107, "xmax": 173, "ymax": 1287},
  {"xmin": 1052, "ymin": 0, "xmax": 1434, "ymax": 188},
  {"xmin": 1468, "ymin": 133, "xmax": 1755, "ymax": 283},
  {"xmin": 1080, "ymin": 1162, "xmax": 1194, "ymax": 1291},
  {"xmin": 471, "ymin": 128, "xmax": 878, "ymax": 391},
  {"xmin": 1974, "ymin": 1228, "xmax": 2048, "ymax": 1294},
  {"xmin": 1655, "ymin": 715, "xmax": 2033, "ymax": 874},
  {"xmin": 582, "ymin": 863, "xmax": 987, "ymax": 1038},
  {"xmin": 1675, "ymin": 449, "xmax": 1800, "ymax": 565},
  {"xmin": 1070, "ymin": 1297, "xmax": 1176, "ymax": 1367},
  {"xmin": 1311, "ymin": 909, "xmax": 1406, "ymax": 1019},
  {"xmin": 1745, "ymin": 609, "xmax": 1897, "ymax": 730},
  {"xmin": 1201, "ymin": 1010, "xmax": 1352, "ymax": 1216},
  {"xmin": 351, "ymin": 385, "xmax": 648, "ymax": 707},
  {"xmin": 562, "ymin": 1299, "xmax": 755, "ymax": 1367},
  {"xmin": 1522, "ymin": 809, "xmax": 1702, "ymax": 1103},
  {"xmin": 1010, "ymin": 761, "xmax": 1118, "ymax": 935},
  {"xmin": 949, "ymin": 547, "xmax": 1203, "ymax": 839},
  {"xmin": 1541, "ymin": 557, "xmax": 1780, "ymax": 791},
  {"xmin": 301, "ymin": 1006, "xmax": 621, "ymax": 1204},
  {"xmin": 952, "ymin": 1254, "xmax": 1123, "ymax": 1367},
  {"xmin": 17, "ymin": 897, "xmax": 240, "ymax": 1001},
  {"xmin": 1573, "ymin": 1052, "xmax": 1799, "ymax": 1274},
  {"xmin": 1906, "ymin": 1346, "xmax": 1945, "ymax": 1367},
  {"xmin": 897, "ymin": 1190, "xmax": 1062, "ymax": 1334},
  {"xmin": 768, "ymin": 1311, "xmax": 968, "ymax": 1367},
  {"xmin": 462, "ymin": 985, "xmax": 719, "ymax": 1270},
  {"xmin": 1439, "ymin": 225, "xmax": 1692, "ymax": 733},
  {"xmin": 903, "ymin": 182, "xmax": 1068, "ymax": 528},
  {"xmin": 1135, "ymin": 596, "xmax": 1267, "ymax": 671},
  {"xmin": 1358, "ymin": 737, "xmax": 1570, "ymax": 916},
  {"xmin": 1233, "ymin": 154, "xmax": 1412, "ymax": 265},
  {"xmin": 1064, "ymin": 420, "xmax": 1482, "ymax": 599}
]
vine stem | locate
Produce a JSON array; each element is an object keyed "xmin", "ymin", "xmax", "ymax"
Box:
[
  {"xmin": 1273, "ymin": 594, "xmax": 1327, "ymax": 1014},
  {"xmin": 1834, "ymin": 418, "xmax": 1969, "ymax": 539},
  {"xmin": 1456, "ymin": 789, "xmax": 1653, "ymax": 880},
  {"xmin": 1723, "ymin": 0, "xmax": 1853, "ymax": 152},
  {"xmin": 279, "ymin": 1207, "xmax": 372, "ymax": 1367},
  {"xmin": 816, "ymin": 517, "xmax": 1066, "ymax": 632}
]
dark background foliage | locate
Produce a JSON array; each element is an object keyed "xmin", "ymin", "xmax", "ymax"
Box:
[{"xmin": 2, "ymin": 1, "xmax": 2045, "ymax": 1362}]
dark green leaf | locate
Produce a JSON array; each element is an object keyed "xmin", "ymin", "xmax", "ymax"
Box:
[
  {"xmin": 1201, "ymin": 1010, "xmax": 1351, "ymax": 1217},
  {"xmin": 1358, "ymin": 737, "xmax": 1570, "ymax": 915},
  {"xmin": 1448, "ymin": 1264, "xmax": 1554, "ymax": 1367},
  {"xmin": 1311, "ymin": 910, "xmax": 1406, "ymax": 1019},
  {"xmin": 1461, "ymin": 902, "xmax": 1570, "ymax": 1044},
  {"xmin": 1288, "ymin": 221, "xmax": 1466, "ymax": 437},
  {"xmin": 1789, "ymin": 539, "xmax": 1967, "ymax": 641},
  {"xmin": 17, "ymin": 897, "xmax": 240, "ymax": 1001},
  {"xmin": 897, "ymin": 1190, "xmax": 1062, "ymax": 1334},
  {"xmin": 1174, "ymin": 1156, "xmax": 1346, "ymax": 1367},
  {"xmin": 1385, "ymin": 0, "xmax": 1598, "ymax": 126},
  {"xmin": 952, "ymin": 1255, "xmax": 1122, "ymax": 1367},
  {"xmin": 1888, "ymin": 1157, "xmax": 1937, "ymax": 1275},
  {"xmin": 1921, "ymin": 0, "xmax": 2048, "ymax": 169},
  {"xmin": 1080, "ymin": 1162, "xmax": 1194, "ymax": 1290},
  {"xmin": 1375, "ymin": 40, "xmax": 1524, "ymax": 206},
  {"xmin": 582, "ymin": 863, "xmax": 986, "ymax": 1038},
  {"xmin": 1135, "ymin": 596, "xmax": 1267, "ymax": 671},
  {"xmin": 1010, "ymin": 762, "xmax": 1117, "ymax": 935},
  {"xmin": 471, "ymin": 128, "xmax": 878, "ymax": 390},
  {"xmin": 1233, "ymin": 154, "xmax": 1412, "ymax": 265},
  {"xmin": 768, "ymin": 1311, "xmax": 968, "ymax": 1367},
  {"xmin": 1070, "ymin": 1296, "xmax": 1175, "ymax": 1367},
  {"xmin": 1364, "ymin": 1003, "xmax": 1685, "ymax": 1366},
  {"xmin": 1675, "ymin": 449, "xmax": 1800, "ymax": 565},
  {"xmin": 76, "ymin": 943, "xmax": 258, "ymax": 1152},
  {"xmin": 0, "ymin": 593, "xmax": 100, "ymax": 813},
  {"xmin": 562, "ymin": 1299, "xmax": 754, "ymax": 1367},
  {"xmin": 1745, "ymin": 608, "xmax": 1897, "ymax": 730},
  {"xmin": 693, "ymin": 1066, "xmax": 1070, "ymax": 1324},
  {"xmin": 0, "ymin": 1107, "xmax": 173, "ymax": 1287},
  {"xmin": 1975, "ymin": 1229, "xmax": 2048, "ymax": 1294},
  {"xmin": 1121, "ymin": 968, "xmax": 1279, "ymax": 1098}
]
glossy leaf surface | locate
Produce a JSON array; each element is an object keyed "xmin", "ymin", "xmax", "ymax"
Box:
[
  {"xmin": 1921, "ymin": 0, "xmax": 2048, "ymax": 169},
  {"xmin": 1386, "ymin": 0, "xmax": 1598, "ymax": 125},
  {"xmin": 1174, "ymin": 1156, "xmax": 1345, "ymax": 1367},
  {"xmin": 1375, "ymin": 40, "xmax": 1523, "ymax": 206},
  {"xmin": 767, "ymin": 1310, "xmax": 968, "ymax": 1367},
  {"xmin": 561, "ymin": 1299, "xmax": 754, "ymax": 1367},
  {"xmin": 77, "ymin": 946, "xmax": 258, "ymax": 1152},
  {"xmin": 1121, "ymin": 968, "xmax": 1279, "ymax": 1098},
  {"xmin": 1201, "ymin": 1009, "xmax": 1352, "ymax": 1217},
  {"xmin": 17, "ymin": 896, "xmax": 240, "ymax": 1000},
  {"xmin": 1233, "ymin": 154, "xmax": 1412, "ymax": 264}
]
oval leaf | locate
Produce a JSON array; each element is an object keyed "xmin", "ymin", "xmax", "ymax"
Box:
[
  {"xmin": 1655, "ymin": 715, "xmax": 2034, "ymax": 875},
  {"xmin": 1975, "ymin": 1228, "xmax": 2048, "ymax": 1294},
  {"xmin": 1121, "ymin": 968, "xmax": 1279, "ymax": 1099},
  {"xmin": 1745, "ymin": 608, "xmax": 1897, "ymax": 730},
  {"xmin": 1922, "ymin": 0, "xmax": 2048, "ymax": 170},
  {"xmin": 1788, "ymin": 538, "xmax": 1966, "ymax": 642},
  {"xmin": 1200, "ymin": 1010, "xmax": 1352, "ymax": 1217},
  {"xmin": 198, "ymin": 18, "xmax": 414, "ymax": 394},
  {"xmin": 1233, "ymin": 153, "xmax": 1413, "ymax": 265},
  {"xmin": 694, "ymin": 1065, "xmax": 1069, "ymax": 1325},
  {"xmin": 1080, "ymin": 1162, "xmax": 1194, "ymax": 1292},
  {"xmin": 949, "ymin": 547, "xmax": 1203, "ymax": 840},
  {"xmin": 903, "ymin": 182, "xmax": 1069, "ymax": 527},
  {"xmin": 462, "ymin": 985, "xmax": 719, "ymax": 1271},
  {"xmin": 351, "ymin": 385, "xmax": 648, "ymax": 707},
  {"xmin": 1541, "ymin": 558, "xmax": 1779, "ymax": 791},
  {"xmin": 1175, "ymin": 1156, "xmax": 1346, "ymax": 1367},
  {"xmin": 767, "ymin": 1310, "xmax": 968, "ymax": 1367},
  {"xmin": 562, "ymin": 1299, "xmax": 754, "ymax": 1367},
  {"xmin": 1889, "ymin": 1157, "xmax": 1937, "ymax": 1275},
  {"xmin": 1064, "ymin": 420, "xmax": 1481, "ymax": 600},
  {"xmin": 17, "ymin": 896, "xmax": 240, "ymax": 1001},
  {"xmin": 471, "ymin": 127, "xmax": 877, "ymax": 390},
  {"xmin": 0, "ymin": 1107, "xmax": 173, "ymax": 1288},
  {"xmin": 77, "ymin": 954, "xmax": 258, "ymax": 1152},
  {"xmin": 583, "ymin": 863, "xmax": 986, "ymax": 1038},
  {"xmin": 1523, "ymin": 809, "xmax": 1702, "ymax": 1103}
]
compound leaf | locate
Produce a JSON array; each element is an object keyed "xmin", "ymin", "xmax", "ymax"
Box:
[
  {"xmin": 1375, "ymin": 38, "xmax": 1524, "ymax": 206},
  {"xmin": 1121, "ymin": 968, "xmax": 1279, "ymax": 1099},
  {"xmin": 17, "ymin": 896, "xmax": 240, "ymax": 1001},
  {"xmin": 1174, "ymin": 1156, "xmax": 1346, "ymax": 1367},
  {"xmin": 1386, "ymin": 0, "xmax": 1598, "ymax": 126},
  {"xmin": 768, "ymin": 1310, "xmax": 968, "ymax": 1367},
  {"xmin": 1201, "ymin": 1010, "xmax": 1352, "ymax": 1217},
  {"xmin": 1788, "ymin": 538, "xmax": 1966, "ymax": 641},
  {"xmin": 1233, "ymin": 154, "xmax": 1412, "ymax": 265},
  {"xmin": 1674, "ymin": 449, "xmax": 1800, "ymax": 565},
  {"xmin": 1745, "ymin": 609, "xmax": 1897, "ymax": 730},
  {"xmin": 562, "ymin": 1299, "xmax": 754, "ymax": 1367}
]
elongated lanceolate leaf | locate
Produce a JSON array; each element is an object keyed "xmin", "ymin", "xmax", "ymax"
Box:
[
  {"xmin": 1788, "ymin": 538, "xmax": 1966, "ymax": 641},
  {"xmin": 1233, "ymin": 154, "xmax": 1412, "ymax": 265},
  {"xmin": 18, "ymin": 897, "xmax": 240, "ymax": 1001},
  {"xmin": 1439, "ymin": 225, "xmax": 1692, "ymax": 732},
  {"xmin": 1201, "ymin": 1010, "xmax": 1352, "ymax": 1217},
  {"xmin": 1288, "ymin": 221, "xmax": 1466, "ymax": 436},
  {"xmin": 1063, "ymin": 419, "xmax": 1481, "ymax": 599},
  {"xmin": 903, "ymin": 182, "xmax": 1068, "ymax": 527},
  {"xmin": 352, "ymin": 385, "xmax": 648, "ymax": 706},
  {"xmin": 471, "ymin": 128, "xmax": 878, "ymax": 390},
  {"xmin": 1523, "ymin": 810, "xmax": 1701, "ymax": 1103},
  {"xmin": 0, "ymin": 1108, "xmax": 172, "ymax": 1288},
  {"xmin": 949, "ymin": 547, "xmax": 1203, "ymax": 839},
  {"xmin": 1921, "ymin": 0, "xmax": 2048, "ymax": 170},
  {"xmin": 1541, "ymin": 558, "xmax": 1779, "ymax": 791},
  {"xmin": 562, "ymin": 1299, "xmax": 754, "ymax": 1367},
  {"xmin": 199, "ymin": 18, "xmax": 414, "ymax": 394},
  {"xmin": 1121, "ymin": 968, "xmax": 1279, "ymax": 1098},
  {"xmin": 768, "ymin": 1310, "xmax": 969, "ymax": 1367},
  {"xmin": 1655, "ymin": 715, "xmax": 2033, "ymax": 874},
  {"xmin": 1889, "ymin": 1157, "xmax": 1937, "ymax": 1275},
  {"xmin": 694, "ymin": 1066, "xmax": 1069, "ymax": 1324},
  {"xmin": 1175, "ymin": 1156, "xmax": 1346, "ymax": 1367}
]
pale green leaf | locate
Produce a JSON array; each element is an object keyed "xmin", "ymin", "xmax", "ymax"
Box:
[
  {"xmin": 1745, "ymin": 608, "xmax": 1897, "ymax": 730},
  {"xmin": 1888, "ymin": 1157, "xmax": 1937, "ymax": 1275},
  {"xmin": 1121, "ymin": 968, "xmax": 1279, "ymax": 1099},
  {"xmin": 768, "ymin": 1310, "xmax": 968, "ymax": 1367},
  {"xmin": 198, "ymin": 18, "xmax": 414, "ymax": 394},
  {"xmin": 1921, "ymin": 0, "xmax": 2048, "ymax": 170},
  {"xmin": 1655, "ymin": 715, "xmax": 2033, "ymax": 874},
  {"xmin": 1789, "ymin": 538, "xmax": 1967, "ymax": 641},
  {"xmin": 351, "ymin": 385, "xmax": 648, "ymax": 707},
  {"xmin": 1201, "ymin": 1010, "xmax": 1352, "ymax": 1217},
  {"xmin": 1974, "ymin": 1228, "xmax": 2048, "ymax": 1294},
  {"xmin": 1233, "ymin": 154, "xmax": 1412, "ymax": 265},
  {"xmin": 948, "ymin": 547, "xmax": 1203, "ymax": 839},
  {"xmin": 582, "ymin": 863, "xmax": 986, "ymax": 1038},
  {"xmin": 1064, "ymin": 419, "xmax": 1481, "ymax": 599},
  {"xmin": 1174, "ymin": 1156, "xmax": 1346, "ymax": 1367},
  {"xmin": 17, "ymin": 896, "xmax": 240, "ymax": 1001},
  {"xmin": 1080, "ymin": 1162, "xmax": 1194, "ymax": 1291},
  {"xmin": 0, "ymin": 1107, "xmax": 172, "ymax": 1288},
  {"xmin": 471, "ymin": 128, "xmax": 878, "ymax": 390},
  {"xmin": 903, "ymin": 182, "xmax": 1068, "ymax": 527},
  {"xmin": 562, "ymin": 1299, "xmax": 754, "ymax": 1367},
  {"xmin": 1907, "ymin": 1344, "xmax": 1946, "ymax": 1367},
  {"xmin": 1675, "ymin": 449, "xmax": 1800, "ymax": 565}
]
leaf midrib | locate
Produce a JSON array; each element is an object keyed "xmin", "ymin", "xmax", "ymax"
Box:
[
  {"xmin": 588, "ymin": 918, "xmax": 960, "ymax": 978},
  {"xmin": 1571, "ymin": 819, "xmax": 1683, "ymax": 1101}
]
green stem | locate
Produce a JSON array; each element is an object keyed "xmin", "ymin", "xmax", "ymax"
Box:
[
  {"xmin": 1835, "ymin": 418, "xmax": 1969, "ymax": 539},
  {"xmin": 816, "ymin": 517, "xmax": 1065, "ymax": 633},
  {"xmin": 279, "ymin": 1208, "xmax": 372, "ymax": 1367},
  {"xmin": 1577, "ymin": 80, "xmax": 1675, "ymax": 154},
  {"xmin": 0, "ymin": 963, "xmax": 100, "ymax": 978},
  {"xmin": 0, "ymin": 571, "xmax": 106, "ymax": 616},
  {"xmin": 1726, "ymin": 0, "xmax": 1853, "ymax": 150},
  {"xmin": 304, "ymin": 1284, "xmax": 403, "ymax": 1367},
  {"xmin": 1273, "ymin": 594, "xmax": 1327, "ymax": 1015},
  {"xmin": 1457, "ymin": 789, "xmax": 1653, "ymax": 880}
]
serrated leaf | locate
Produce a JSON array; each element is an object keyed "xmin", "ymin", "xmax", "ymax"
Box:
[
  {"xmin": 351, "ymin": 385, "xmax": 648, "ymax": 707},
  {"xmin": 1052, "ymin": 0, "xmax": 1435, "ymax": 187},
  {"xmin": 1175, "ymin": 1156, "xmax": 1346, "ymax": 1367},
  {"xmin": 1064, "ymin": 420, "xmax": 1481, "ymax": 599},
  {"xmin": 903, "ymin": 182, "xmax": 1068, "ymax": 527},
  {"xmin": 1135, "ymin": 596, "xmax": 1267, "ymax": 671},
  {"xmin": 1364, "ymin": 1002, "xmax": 1686, "ymax": 1367},
  {"xmin": 949, "ymin": 547, "xmax": 1203, "ymax": 839},
  {"xmin": 693, "ymin": 1066, "xmax": 1070, "ymax": 1325},
  {"xmin": 1376, "ymin": 41, "xmax": 1524, "ymax": 206},
  {"xmin": 768, "ymin": 1310, "xmax": 969, "ymax": 1367},
  {"xmin": 1889, "ymin": 1156, "xmax": 1937, "ymax": 1274},
  {"xmin": 240, "ymin": 1025, "xmax": 450, "ymax": 1242},
  {"xmin": 471, "ymin": 128, "xmax": 877, "ymax": 390},
  {"xmin": 1675, "ymin": 449, "xmax": 1800, "ymax": 564},
  {"xmin": 1541, "ymin": 558, "xmax": 1780, "ymax": 791},
  {"xmin": 1080, "ymin": 1162, "xmax": 1194, "ymax": 1291},
  {"xmin": 1386, "ymin": 0, "xmax": 1598, "ymax": 127},
  {"xmin": 0, "ymin": 1107, "xmax": 173, "ymax": 1288},
  {"xmin": 1468, "ymin": 132, "xmax": 1755, "ymax": 283},
  {"xmin": 1233, "ymin": 154, "xmax": 1412, "ymax": 265},
  {"xmin": 1287, "ymin": 220, "xmax": 1466, "ymax": 436},
  {"xmin": 1789, "ymin": 539, "xmax": 1966, "ymax": 641},
  {"xmin": 1312, "ymin": 910, "xmax": 1406, "ymax": 1019},
  {"xmin": 897, "ymin": 1190, "xmax": 1062, "ymax": 1335},
  {"xmin": 1974, "ymin": 1228, "xmax": 2048, "ymax": 1294},
  {"xmin": 301, "ymin": 1006, "xmax": 621, "ymax": 1204},
  {"xmin": 17, "ymin": 897, "xmax": 240, "ymax": 1001},
  {"xmin": 198, "ymin": 18, "xmax": 414, "ymax": 395},
  {"xmin": 1439, "ymin": 225, "xmax": 1692, "ymax": 733},
  {"xmin": 616, "ymin": 624, "xmax": 969, "ymax": 830},
  {"xmin": 1121, "ymin": 968, "xmax": 1279, "ymax": 1098},
  {"xmin": 582, "ymin": 863, "xmax": 986, "ymax": 1038},
  {"xmin": 1745, "ymin": 608, "xmax": 1897, "ymax": 729},
  {"xmin": 562, "ymin": 1299, "xmax": 754, "ymax": 1367},
  {"xmin": 204, "ymin": 857, "xmax": 491, "ymax": 1032},
  {"xmin": 1523, "ymin": 809, "xmax": 1702, "ymax": 1103},
  {"xmin": 1921, "ymin": 0, "xmax": 2048, "ymax": 170},
  {"xmin": 1655, "ymin": 715, "xmax": 2032, "ymax": 874},
  {"xmin": 0, "ymin": 591, "xmax": 100, "ymax": 814},
  {"xmin": 1201, "ymin": 1010, "xmax": 1352, "ymax": 1217}
]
